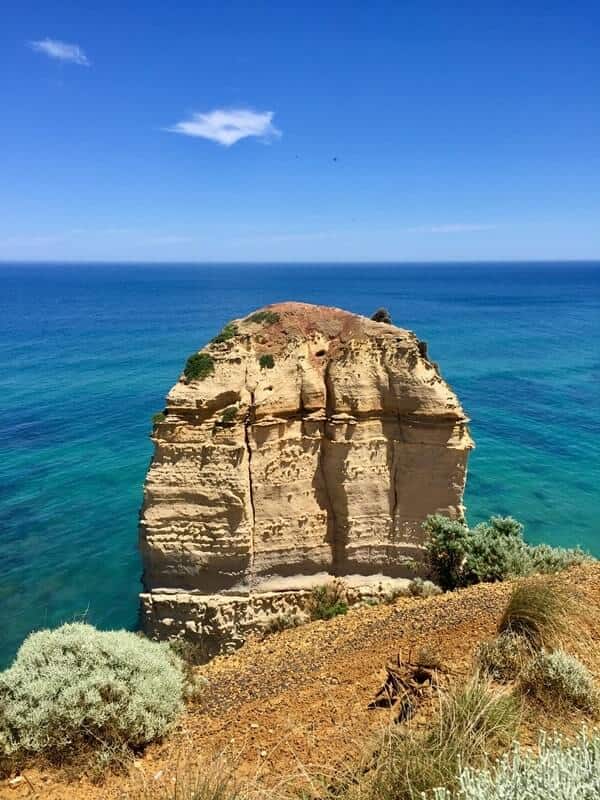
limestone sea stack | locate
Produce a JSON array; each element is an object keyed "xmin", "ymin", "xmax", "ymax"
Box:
[{"xmin": 139, "ymin": 302, "xmax": 473, "ymax": 655}]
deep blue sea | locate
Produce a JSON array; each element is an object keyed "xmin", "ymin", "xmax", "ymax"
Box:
[{"xmin": 1, "ymin": 262, "xmax": 599, "ymax": 667}]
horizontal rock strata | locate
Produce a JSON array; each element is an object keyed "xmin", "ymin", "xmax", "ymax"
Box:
[{"xmin": 139, "ymin": 302, "xmax": 473, "ymax": 656}]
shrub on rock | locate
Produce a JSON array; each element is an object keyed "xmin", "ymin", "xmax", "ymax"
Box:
[
  {"xmin": 183, "ymin": 352, "xmax": 214, "ymax": 381},
  {"xmin": 0, "ymin": 623, "xmax": 185, "ymax": 769},
  {"xmin": 371, "ymin": 307, "xmax": 392, "ymax": 324}
]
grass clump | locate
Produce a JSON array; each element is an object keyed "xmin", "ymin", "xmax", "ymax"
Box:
[
  {"xmin": 498, "ymin": 579, "xmax": 573, "ymax": 650},
  {"xmin": 423, "ymin": 514, "xmax": 592, "ymax": 591},
  {"xmin": 152, "ymin": 411, "xmax": 166, "ymax": 426},
  {"xmin": 367, "ymin": 679, "xmax": 519, "ymax": 800},
  {"xmin": 133, "ymin": 754, "xmax": 245, "ymax": 800},
  {"xmin": 0, "ymin": 623, "xmax": 185, "ymax": 774},
  {"xmin": 263, "ymin": 613, "xmax": 305, "ymax": 636},
  {"xmin": 184, "ymin": 352, "xmax": 215, "ymax": 381},
  {"xmin": 212, "ymin": 322, "xmax": 238, "ymax": 344},
  {"xmin": 408, "ymin": 577, "xmax": 442, "ymax": 598},
  {"xmin": 520, "ymin": 649, "xmax": 598, "ymax": 711},
  {"xmin": 434, "ymin": 730, "xmax": 600, "ymax": 799},
  {"xmin": 309, "ymin": 581, "xmax": 348, "ymax": 621},
  {"xmin": 259, "ymin": 353, "xmax": 275, "ymax": 369},
  {"xmin": 248, "ymin": 310, "xmax": 280, "ymax": 325}
]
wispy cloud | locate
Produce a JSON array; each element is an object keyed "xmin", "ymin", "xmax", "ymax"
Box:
[
  {"xmin": 233, "ymin": 231, "xmax": 336, "ymax": 246},
  {"xmin": 406, "ymin": 224, "xmax": 496, "ymax": 234},
  {"xmin": 0, "ymin": 228, "xmax": 192, "ymax": 249},
  {"xmin": 29, "ymin": 38, "xmax": 90, "ymax": 66},
  {"xmin": 168, "ymin": 108, "xmax": 281, "ymax": 146}
]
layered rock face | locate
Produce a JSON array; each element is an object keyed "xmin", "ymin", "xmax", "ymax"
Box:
[{"xmin": 139, "ymin": 302, "xmax": 473, "ymax": 654}]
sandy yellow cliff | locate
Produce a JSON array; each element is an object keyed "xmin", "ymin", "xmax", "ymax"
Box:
[{"xmin": 139, "ymin": 302, "xmax": 473, "ymax": 654}]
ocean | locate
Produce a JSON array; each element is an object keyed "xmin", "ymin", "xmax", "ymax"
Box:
[{"xmin": 0, "ymin": 262, "xmax": 598, "ymax": 667}]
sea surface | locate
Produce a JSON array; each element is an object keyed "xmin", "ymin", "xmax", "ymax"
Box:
[{"xmin": 1, "ymin": 262, "xmax": 599, "ymax": 667}]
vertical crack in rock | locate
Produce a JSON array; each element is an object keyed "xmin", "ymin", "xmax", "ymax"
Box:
[
  {"xmin": 390, "ymin": 440, "xmax": 399, "ymax": 533},
  {"xmin": 243, "ymin": 381, "xmax": 257, "ymax": 568},
  {"xmin": 320, "ymin": 356, "xmax": 342, "ymax": 574}
]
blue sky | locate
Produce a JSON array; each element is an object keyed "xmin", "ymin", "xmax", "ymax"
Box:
[{"xmin": 1, "ymin": 1, "xmax": 599, "ymax": 262}]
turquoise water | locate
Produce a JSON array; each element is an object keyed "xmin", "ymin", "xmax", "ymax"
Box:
[{"xmin": 1, "ymin": 263, "xmax": 598, "ymax": 667}]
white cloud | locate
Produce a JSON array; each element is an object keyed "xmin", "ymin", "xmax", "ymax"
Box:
[
  {"xmin": 406, "ymin": 224, "xmax": 496, "ymax": 234},
  {"xmin": 168, "ymin": 108, "xmax": 281, "ymax": 146},
  {"xmin": 29, "ymin": 38, "xmax": 90, "ymax": 66}
]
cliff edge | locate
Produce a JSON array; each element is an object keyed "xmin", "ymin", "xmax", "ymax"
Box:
[{"xmin": 139, "ymin": 302, "xmax": 473, "ymax": 655}]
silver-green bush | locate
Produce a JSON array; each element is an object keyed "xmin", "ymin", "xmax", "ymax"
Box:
[
  {"xmin": 476, "ymin": 632, "xmax": 530, "ymax": 682},
  {"xmin": 433, "ymin": 731, "xmax": 600, "ymax": 799},
  {"xmin": 520, "ymin": 649, "xmax": 598, "ymax": 710},
  {"xmin": 408, "ymin": 577, "xmax": 443, "ymax": 598},
  {"xmin": 0, "ymin": 623, "xmax": 185, "ymax": 766}
]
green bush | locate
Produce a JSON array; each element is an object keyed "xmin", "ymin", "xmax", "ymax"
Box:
[
  {"xmin": 423, "ymin": 515, "xmax": 472, "ymax": 590},
  {"xmin": 433, "ymin": 731, "xmax": 600, "ymax": 799},
  {"xmin": 152, "ymin": 411, "xmax": 166, "ymax": 427},
  {"xmin": 220, "ymin": 406, "xmax": 238, "ymax": 424},
  {"xmin": 248, "ymin": 310, "xmax": 280, "ymax": 325},
  {"xmin": 371, "ymin": 307, "xmax": 392, "ymax": 324},
  {"xmin": 183, "ymin": 352, "xmax": 215, "ymax": 381},
  {"xmin": 259, "ymin": 353, "xmax": 275, "ymax": 369},
  {"xmin": 423, "ymin": 514, "xmax": 592, "ymax": 590},
  {"xmin": 211, "ymin": 322, "xmax": 238, "ymax": 344},
  {"xmin": 0, "ymin": 623, "xmax": 185, "ymax": 769},
  {"xmin": 520, "ymin": 649, "xmax": 598, "ymax": 710},
  {"xmin": 309, "ymin": 582, "xmax": 348, "ymax": 621},
  {"xmin": 529, "ymin": 543, "xmax": 591, "ymax": 573}
]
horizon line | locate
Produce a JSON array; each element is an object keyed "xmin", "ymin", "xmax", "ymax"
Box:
[{"xmin": 2, "ymin": 258, "xmax": 600, "ymax": 266}]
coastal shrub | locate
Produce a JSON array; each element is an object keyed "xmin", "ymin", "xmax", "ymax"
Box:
[
  {"xmin": 476, "ymin": 632, "xmax": 531, "ymax": 682},
  {"xmin": 423, "ymin": 515, "xmax": 472, "ymax": 590},
  {"xmin": 152, "ymin": 411, "xmax": 166, "ymax": 426},
  {"xmin": 259, "ymin": 353, "xmax": 275, "ymax": 369},
  {"xmin": 498, "ymin": 580, "xmax": 573, "ymax": 650},
  {"xmin": 529, "ymin": 543, "xmax": 591, "ymax": 573},
  {"xmin": 423, "ymin": 514, "xmax": 592, "ymax": 590},
  {"xmin": 248, "ymin": 310, "xmax": 280, "ymax": 325},
  {"xmin": 211, "ymin": 322, "xmax": 238, "ymax": 344},
  {"xmin": 371, "ymin": 307, "xmax": 392, "ymax": 324},
  {"xmin": 520, "ymin": 650, "xmax": 598, "ymax": 710},
  {"xmin": 0, "ymin": 623, "xmax": 185, "ymax": 770},
  {"xmin": 184, "ymin": 352, "xmax": 215, "ymax": 381},
  {"xmin": 432, "ymin": 730, "xmax": 600, "ymax": 800},
  {"xmin": 309, "ymin": 581, "xmax": 348, "ymax": 621},
  {"xmin": 368, "ymin": 678, "xmax": 519, "ymax": 800},
  {"xmin": 408, "ymin": 577, "xmax": 442, "ymax": 598}
]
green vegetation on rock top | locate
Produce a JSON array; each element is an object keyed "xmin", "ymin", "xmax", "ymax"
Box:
[
  {"xmin": 248, "ymin": 310, "xmax": 280, "ymax": 325},
  {"xmin": 212, "ymin": 322, "xmax": 238, "ymax": 344},
  {"xmin": 184, "ymin": 352, "xmax": 215, "ymax": 381}
]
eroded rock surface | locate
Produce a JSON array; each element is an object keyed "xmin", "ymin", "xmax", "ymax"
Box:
[{"xmin": 139, "ymin": 302, "xmax": 473, "ymax": 655}]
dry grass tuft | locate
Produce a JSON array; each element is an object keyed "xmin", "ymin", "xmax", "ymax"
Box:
[
  {"xmin": 324, "ymin": 678, "xmax": 520, "ymax": 800},
  {"xmin": 498, "ymin": 579, "xmax": 579, "ymax": 650}
]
